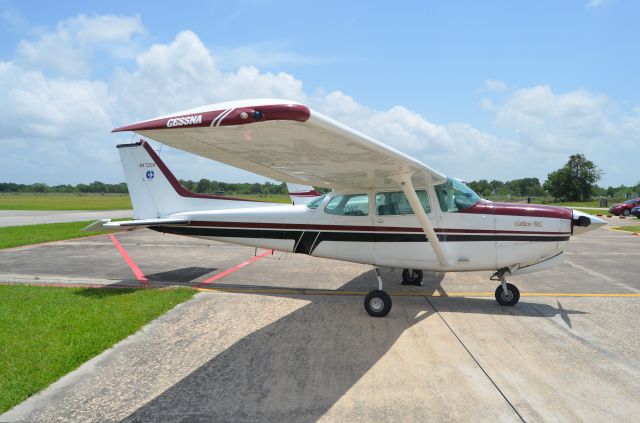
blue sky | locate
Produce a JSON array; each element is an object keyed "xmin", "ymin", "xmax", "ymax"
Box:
[{"xmin": 1, "ymin": 0, "xmax": 638, "ymax": 187}]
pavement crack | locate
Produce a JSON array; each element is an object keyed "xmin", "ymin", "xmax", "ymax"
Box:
[{"xmin": 424, "ymin": 296, "xmax": 526, "ymax": 423}]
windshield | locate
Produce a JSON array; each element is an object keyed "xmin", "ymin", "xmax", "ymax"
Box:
[
  {"xmin": 305, "ymin": 194, "xmax": 328, "ymax": 209},
  {"xmin": 624, "ymin": 198, "xmax": 640, "ymax": 205},
  {"xmin": 434, "ymin": 177, "xmax": 481, "ymax": 212}
]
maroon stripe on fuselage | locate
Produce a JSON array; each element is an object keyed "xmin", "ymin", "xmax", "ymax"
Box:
[
  {"xmin": 461, "ymin": 201, "xmax": 573, "ymax": 220},
  {"xmin": 187, "ymin": 220, "xmax": 570, "ymax": 235},
  {"xmin": 140, "ymin": 142, "xmax": 265, "ymax": 203}
]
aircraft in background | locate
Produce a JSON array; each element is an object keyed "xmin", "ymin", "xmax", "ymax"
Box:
[
  {"xmin": 86, "ymin": 99, "xmax": 606, "ymax": 317},
  {"xmin": 285, "ymin": 183, "xmax": 323, "ymax": 205}
]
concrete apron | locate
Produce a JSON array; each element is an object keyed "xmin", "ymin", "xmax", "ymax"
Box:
[{"xmin": 2, "ymin": 291, "xmax": 639, "ymax": 422}]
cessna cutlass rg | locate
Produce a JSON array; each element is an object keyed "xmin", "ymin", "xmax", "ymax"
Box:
[{"xmin": 87, "ymin": 99, "xmax": 605, "ymax": 317}]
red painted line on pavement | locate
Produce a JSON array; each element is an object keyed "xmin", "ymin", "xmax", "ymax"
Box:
[
  {"xmin": 109, "ymin": 234, "xmax": 149, "ymax": 286},
  {"xmin": 196, "ymin": 249, "xmax": 273, "ymax": 287}
]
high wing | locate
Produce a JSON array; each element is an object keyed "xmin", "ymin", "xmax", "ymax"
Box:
[{"xmin": 112, "ymin": 99, "xmax": 446, "ymax": 190}]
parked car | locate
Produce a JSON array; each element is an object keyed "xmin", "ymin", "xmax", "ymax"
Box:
[
  {"xmin": 631, "ymin": 205, "xmax": 640, "ymax": 218},
  {"xmin": 609, "ymin": 197, "xmax": 640, "ymax": 216}
]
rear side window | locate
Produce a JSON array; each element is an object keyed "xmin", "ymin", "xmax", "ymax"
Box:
[
  {"xmin": 324, "ymin": 194, "xmax": 369, "ymax": 216},
  {"xmin": 375, "ymin": 191, "xmax": 431, "ymax": 215},
  {"xmin": 306, "ymin": 194, "xmax": 327, "ymax": 209}
]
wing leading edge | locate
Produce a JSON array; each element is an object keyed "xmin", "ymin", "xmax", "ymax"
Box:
[{"xmin": 112, "ymin": 99, "xmax": 446, "ymax": 190}]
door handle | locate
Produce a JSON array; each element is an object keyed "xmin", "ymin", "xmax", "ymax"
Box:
[{"xmin": 377, "ymin": 218, "xmax": 383, "ymax": 223}]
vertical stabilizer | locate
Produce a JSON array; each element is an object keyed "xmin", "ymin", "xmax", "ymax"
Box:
[{"xmin": 118, "ymin": 141, "xmax": 274, "ymax": 219}]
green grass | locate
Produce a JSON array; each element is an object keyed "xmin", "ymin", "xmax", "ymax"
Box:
[
  {"xmin": 0, "ymin": 194, "xmax": 132, "ymax": 211},
  {"xmin": 0, "ymin": 193, "xmax": 291, "ymax": 210},
  {"xmin": 572, "ymin": 208, "xmax": 609, "ymax": 215},
  {"xmin": 544, "ymin": 200, "xmax": 602, "ymax": 208},
  {"xmin": 0, "ymin": 285, "xmax": 195, "ymax": 413},
  {"xmin": 612, "ymin": 225, "xmax": 640, "ymax": 233},
  {"xmin": 0, "ymin": 221, "xmax": 110, "ymax": 249},
  {"xmin": 235, "ymin": 194, "xmax": 291, "ymax": 204}
]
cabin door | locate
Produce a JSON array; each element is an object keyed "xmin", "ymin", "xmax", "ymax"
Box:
[{"xmin": 372, "ymin": 189, "xmax": 440, "ymax": 268}]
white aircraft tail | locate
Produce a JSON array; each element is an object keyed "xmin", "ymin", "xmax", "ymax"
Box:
[
  {"xmin": 285, "ymin": 183, "xmax": 322, "ymax": 205},
  {"xmin": 118, "ymin": 141, "xmax": 274, "ymax": 219}
]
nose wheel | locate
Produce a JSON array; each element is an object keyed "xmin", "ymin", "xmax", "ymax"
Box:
[
  {"xmin": 491, "ymin": 268, "xmax": 520, "ymax": 306},
  {"xmin": 365, "ymin": 268, "xmax": 392, "ymax": 317}
]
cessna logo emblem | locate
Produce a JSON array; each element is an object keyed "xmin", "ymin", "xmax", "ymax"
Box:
[{"xmin": 166, "ymin": 114, "xmax": 203, "ymax": 128}]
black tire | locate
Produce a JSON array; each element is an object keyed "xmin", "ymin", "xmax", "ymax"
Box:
[
  {"xmin": 495, "ymin": 283, "xmax": 520, "ymax": 306},
  {"xmin": 623, "ymin": 209, "xmax": 630, "ymax": 216},
  {"xmin": 364, "ymin": 290, "xmax": 392, "ymax": 317},
  {"xmin": 401, "ymin": 269, "xmax": 424, "ymax": 286}
]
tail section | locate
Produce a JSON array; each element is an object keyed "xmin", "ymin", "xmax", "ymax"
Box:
[
  {"xmin": 118, "ymin": 141, "xmax": 273, "ymax": 219},
  {"xmin": 285, "ymin": 183, "xmax": 323, "ymax": 205}
]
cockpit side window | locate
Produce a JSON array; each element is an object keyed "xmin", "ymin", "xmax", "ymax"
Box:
[
  {"xmin": 324, "ymin": 194, "xmax": 369, "ymax": 216},
  {"xmin": 375, "ymin": 190, "xmax": 431, "ymax": 215},
  {"xmin": 434, "ymin": 178, "xmax": 481, "ymax": 212}
]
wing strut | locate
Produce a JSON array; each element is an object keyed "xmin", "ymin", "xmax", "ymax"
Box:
[{"xmin": 394, "ymin": 173, "xmax": 449, "ymax": 267}]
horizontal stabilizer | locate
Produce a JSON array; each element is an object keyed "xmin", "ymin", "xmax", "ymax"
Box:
[{"xmin": 82, "ymin": 218, "xmax": 190, "ymax": 232}]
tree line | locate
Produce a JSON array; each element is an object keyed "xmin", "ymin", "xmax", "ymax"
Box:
[
  {"xmin": 0, "ymin": 179, "xmax": 292, "ymax": 196},
  {"xmin": 467, "ymin": 154, "xmax": 639, "ymax": 201},
  {"xmin": 2, "ymin": 155, "xmax": 638, "ymax": 201}
]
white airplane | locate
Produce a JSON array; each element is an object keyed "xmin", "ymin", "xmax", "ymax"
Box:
[
  {"xmin": 285, "ymin": 183, "xmax": 323, "ymax": 205},
  {"xmin": 87, "ymin": 99, "xmax": 606, "ymax": 317}
]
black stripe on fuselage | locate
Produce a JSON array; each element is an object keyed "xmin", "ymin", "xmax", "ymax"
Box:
[{"xmin": 149, "ymin": 226, "xmax": 569, "ymax": 255}]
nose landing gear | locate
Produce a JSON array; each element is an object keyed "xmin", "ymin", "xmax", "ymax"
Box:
[{"xmin": 491, "ymin": 268, "xmax": 520, "ymax": 306}]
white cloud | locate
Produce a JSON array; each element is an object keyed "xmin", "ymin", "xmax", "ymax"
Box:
[
  {"xmin": 484, "ymin": 80, "xmax": 507, "ymax": 91},
  {"xmin": 1, "ymin": 13, "xmax": 638, "ymax": 187},
  {"xmin": 111, "ymin": 31, "xmax": 307, "ymax": 122},
  {"xmin": 586, "ymin": 0, "xmax": 609, "ymax": 9},
  {"xmin": 1, "ymin": 24, "xmax": 308, "ymax": 184},
  {"xmin": 311, "ymin": 91, "xmax": 521, "ymax": 182},
  {"xmin": 16, "ymin": 14, "xmax": 144, "ymax": 78},
  {"xmin": 0, "ymin": 61, "xmax": 120, "ymax": 183},
  {"xmin": 215, "ymin": 43, "xmax": 336, "ymax": 69},
  {"xmin": 485, "ymin": 85, "xmax": 640, "ymax": 185},
  {"xmin": 492, "ymin": 85, "xmax": 621, "ymax": 151}
]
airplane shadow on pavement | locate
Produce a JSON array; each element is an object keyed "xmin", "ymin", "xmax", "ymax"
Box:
[
  {"xmin": 121, "ymin": 270, "xmax": 586, "ymax": 422},
  {"xmin": 145, "ymin": 267, "xmax": 216, "ymax": 284},
  {"xmin": 122, "ymin": 287, "xmax": 430, "ymax": 421}
]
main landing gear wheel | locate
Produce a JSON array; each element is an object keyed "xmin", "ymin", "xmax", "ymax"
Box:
[
  {"xmin": 401, "ymin": 269, "xmax": 423, "ymax": 286},
  {"xmin": 495, "ymin": 283, "xmax": 520, "ymax": 306},
  {"xmin": 364, "ymin": 290, "xmax": 392, "ymax": 317}
]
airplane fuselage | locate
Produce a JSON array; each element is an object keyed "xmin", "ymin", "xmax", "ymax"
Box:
[{"xmin": 150, "ymin": 189, "xmax": 577, "ymax": 274}]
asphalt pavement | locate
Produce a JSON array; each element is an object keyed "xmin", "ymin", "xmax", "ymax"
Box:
[
  {"xmin": 0, "ymin": 210, "xmax": 132, "ymax": 227},
  {"xmin": 0, "ymin": 219, "xmax": 639, "ymax": 422}
]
